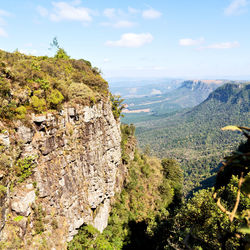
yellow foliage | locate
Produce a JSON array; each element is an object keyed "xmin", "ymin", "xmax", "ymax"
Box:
[{"xmin": 221, "ymin": 125, "xmax": 242, "ymax": 132}]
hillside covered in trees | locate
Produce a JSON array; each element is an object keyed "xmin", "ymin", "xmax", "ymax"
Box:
[
  {"xmin": 70, "ymin": 125, "xmax": 250, "ymax": 249},
  {"xmin": 135, "ymin": 83, "xmax": 250, "ymax": 194}
]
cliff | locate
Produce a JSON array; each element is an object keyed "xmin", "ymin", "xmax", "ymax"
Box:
[
  {"xmin": 0, "ymin": 100, "xmax": 123, "ymax": 249},
  {"xmin": 0, "ymin": 50, "xmax": 124, "ymax": 249},
  {"xmin": 173, "ymin": 79, "xmax": 226, "ymax": 106}
]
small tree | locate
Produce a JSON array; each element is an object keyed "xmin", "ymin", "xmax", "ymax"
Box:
[
  {"xmin": 110, "ymin": 94, "xmax": 124, "ymax": 120},
  {"xmin": 49, "ymin": 37, "xmax": 70, "ymax": 59}
]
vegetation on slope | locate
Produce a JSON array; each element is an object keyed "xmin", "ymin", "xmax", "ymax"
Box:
[
  {"xmin": 68, "ymin": 124, "xmax": 183, "ymax": 249},
  {"xmin": 163, "ymin": 126, "xmax": 250, "ymax": 249},
  {"xmin": 0, "ymin": 49, "xmax": 108, "ymax": 120},
  {"xmin": 0, "ymin": 49, "xmax": 113, "ymax": 213},
  {"xmin": 69, "ymin": 126, "xmax": 249, "ymax": 250},
  {"xmin": 135, "ymin": 83, "xmax": 250, "ymax": 195}
]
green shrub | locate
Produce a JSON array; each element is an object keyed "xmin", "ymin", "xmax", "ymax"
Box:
[
  {"xmin": 110, "ymin": 94, "xmax": 124, "ymax": 120},
  {"xmin": 33, "ymin": 205, "xmax": 45, "ymax": 234},
  {"xmin": 15, "ymin": 156, "xmax": 36, "ymax": 182},
  {"xmin": 13, "ymin": 216, "xmax": 24, "ymax": 222},
  {"xmin": 0, "ymin": 101, "xmax": 17, "ymax": 119},
  {"xmin": 0, "ymin": 153, "xmax": 11, "ymax": 169},
  {"xmin": 0, "ymin": 185, "xmax": 7, "ymax": 198},
  {"xmin": 68, "ymin": 225, "xmax": 112, "ymax": 249},
  {"xmin": 0, "ymin": 49, "xmax": 110, "ymax": 120},
  {"xmin": 15, "ymin": 105, "xmax": 27, "ymax": 119},
  {"xmin": 0, "ymin": 79, "xmax": 11, "ymax": 97},
  {"xmin": 68, "ymin": 82, "xmax": 96, "ymax": 103},
  {"xmin": 55, "ymin": 48, "xmax": 70, "ymax": 59},
  {"xmin": 31, "ymin": 96, "xmax": 46, "ymax": 113},
  {"xmin": 35, "ymin": 78, "xmax": 50, "ymax": 91},
  {"xmin": 47, "ymin": 89, "xmax": 64, "ymax": 109},
  {"xmin": 92, "ymin": 67, "xmax": 102, "ymax": 75}
]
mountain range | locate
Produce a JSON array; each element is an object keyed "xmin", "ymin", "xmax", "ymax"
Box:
[
  {"xmin": 134, "ymin": 82, "xmax": 250, "ymax": 194},
  {"xmin": 122, "ymin": 79, "xmax": 228, "ymax": 123}
]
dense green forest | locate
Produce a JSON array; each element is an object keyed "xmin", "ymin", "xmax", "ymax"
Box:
[
  {"xmin": 69, "ymin": 125, "xmax": 250, "ymax": 249},
  {"xmin": 135, "ymin": 83, "xmax": 250, "ymax": 194}
]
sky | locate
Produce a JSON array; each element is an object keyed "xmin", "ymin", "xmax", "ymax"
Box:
[{"xmin": 0, "ymin": 0, "xmax": 250, "ymax": 79}]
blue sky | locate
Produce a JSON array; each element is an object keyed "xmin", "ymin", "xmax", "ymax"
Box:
[{"xmin": 0, "ymin": 0, "xmax": 250, "ymax": 79}]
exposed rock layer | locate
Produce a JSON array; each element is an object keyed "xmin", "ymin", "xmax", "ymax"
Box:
[{"xmin": 0, "ymin": 100, "xmax": 122, "ymax": 249}]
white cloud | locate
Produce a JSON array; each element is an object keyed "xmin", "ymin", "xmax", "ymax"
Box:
[
  {"xmin": 0, "ymin": 27, "xmax": 7, "ymax": 37},
  {"xmin": 202, "ymin": 41, "xmax": 240, "ymax": 49},
  {"xmin": 142, "ymin": 8, "xmax": 162, "ymax": 19},
  {"xmin": 114, "ymin": 20, "xmax": 135, "ymax": 28},
  {"xmin": 50, "ymin": 1, "xmax": 92, "ymax": 22},
  {"xmin": 103, "ymin": 8, "xmax": 116, "ymax": 19},
  {"xmin": 103, "ymin": 58, "xmax": 111, "ymax": 63},
  {"xmin": 101, "ymin": 20, "xmax": 136, "ymax": 28},
  {"xmin": 224, "ymin": 0, "xmax": 248, "ymax": 15},
  {"xmin": 106, "ymin": 33, "xmax": 153, "ymax": 48},
  {"xmin": 128, "ymin": 7, "xmax": 139, "ymax": 14},
  {"xmin": 151, "ymin": 89, "xmax": 162, "ymax": 95},
  {"xmin": 0, "ymin": 9, "xmax": 10, "ymax": 17},
  {"xmin": 37, "ymin": 6, "xmax": 49, "ymax": 17},
  {"xmin": 102, "ymin": 7, "xmax": 138, "ymax": 28},
  {"xmin": 179, "ymin": 37, "xmax": 205, "ymax": 46}
]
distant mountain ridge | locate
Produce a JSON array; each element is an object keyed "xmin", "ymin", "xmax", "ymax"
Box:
[
  {"xmin": 122, "ymin": 79, "xmax": 227, "ymax": 123},
  {"xmin": 135, "ymin": 82, "xmax": 250, "ymax": 194},
  {"xmin": 189, "ymin": 82, "xmax": 250, "ymax": 117},
  {"xmin": 180, "ymin": 79, "xmax": 225, "ymax": 91},
  {"xmin": 206, "ymin": 82, "xmax": 249, "ymax": 103},
  {"xmin": 170, "ymin": 79, "xmax": 226, "ymax": 107}
]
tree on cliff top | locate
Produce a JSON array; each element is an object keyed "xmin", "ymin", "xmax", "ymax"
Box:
[{"xmin": 49, "ymin": 37, "xmax": 70, "ymax": 59}]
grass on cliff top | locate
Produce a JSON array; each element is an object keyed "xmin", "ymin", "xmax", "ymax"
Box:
[{"xmin": 0, "ymin": 49, "xmax": 109, "ymax": 120}]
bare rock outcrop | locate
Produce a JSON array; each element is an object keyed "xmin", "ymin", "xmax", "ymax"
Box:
[{"xmin": 0, "ymin": 100, "xmax": 123, "ymax": 249}]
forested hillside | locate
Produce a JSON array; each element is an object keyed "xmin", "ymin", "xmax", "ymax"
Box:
[
  {"xmin": 69, "ymin": 124, "xmax": 183, "ymax": 249},
  {"xmin": 70, "ymin": 125, "xmax": 250, "ymax": 249},
  {"xmin": 135, "ymin": 83, "xmax": 250, "ymax": 194}
]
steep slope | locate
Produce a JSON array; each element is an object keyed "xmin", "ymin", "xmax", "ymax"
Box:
[
  {"xmin": 162, "ymin": 128, "xmax": 250, "ymax": 249},
  {"xmin": 136, "ymin": 83, "xmax": 250, "ymax": 194},
  {"xmin": 173, "ymin": 79, "xmax": 226, "ymax": 107},
  {"xmin": 0, "ymin": 50, "xmax": 123, "ymax": 249},
  {"xmin": 68, "ymin": 124, "xmax": 183, "ymax": 249}
]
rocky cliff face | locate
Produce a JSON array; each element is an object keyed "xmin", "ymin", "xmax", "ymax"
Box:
[
  {"xmin": 0, "ymin": 100, "xmax": 123, "ymax": 249},
  {"xmin": 179, "ymin": 80, "xmax": 225, "ymax": 92}
]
